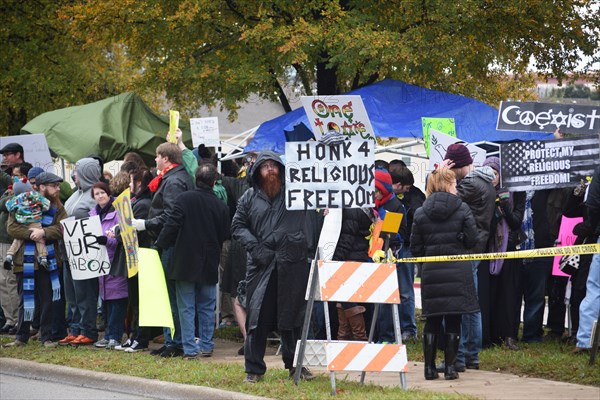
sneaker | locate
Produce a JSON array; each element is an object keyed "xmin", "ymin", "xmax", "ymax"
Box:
[
  {"xmin": 3, "ymin": 340, "xmax": 26, "ymax": 348},
  {"xmin": 289, "ymin": 367, "xmax": 315, "ymax": 381},
  {"xmin": 43, "ymin": 340, "xmax": 58, "ymax": 348},
  {"xmin": 466, "ymin": 363, "xmax": 479, "ymax": 370},
  {"xmin": 0, "ymin": 324, "xmax": 15, "ymax": 334},
  {"xmin": 106, "ymin": 339, "xmax": 119, "ymax": 349},
  {"xmin": 150, "ymin": 345, "xmax": 167, "ymax": 356},
  {"xmin": 38, "ymin": 256, "xmax": 50, "ymax": 271},
  {"xmin": 243, "ymin": 373, "xmax": 263, "ymax": 384},
  {"xmin": 237, "ymin": 346, "xmax": 244, "ymax": 356},
  {"xmin": 124, "ymin": 341, "xmax": 149, "ymax": 353},
  {"xmin": 160, "ymin": 346, "xmax": 184, "ymax": 358},
  {"xmin": 401, "ymin": 332, "xmax": 418, "ymax": 342},
  {"xmin": 3, "ymin": 255, "xmax": 13, "ymax": 270},
  {"xmin": 114, "ymin": 338, "xmax": 132, "ymax": 351},
  {"xmin": 94, "ymin": 338, "xmax": 109, "ymax": 348},
  {"xmin": 200, "ymin": 350, "xmax": 213, "ymax": 357},
  {"xmin": 70, "ymin": 335, "xmax": 95, "ymax": 346},
  {"xmin": 183, "ymin": 353, "xmax": 199, "ymax": 360},
  {"xmin": 58, "ymin": 335, "xmax": 78, "ymax": 345}
]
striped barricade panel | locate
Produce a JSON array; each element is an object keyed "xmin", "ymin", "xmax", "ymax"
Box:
[
  {"xmin": 326, "ymin": 342, "xmax": 408, "ymax": 372},
  {"xmin": 318, "ymin": 261, "xmax": 400, "ymax": 304}
]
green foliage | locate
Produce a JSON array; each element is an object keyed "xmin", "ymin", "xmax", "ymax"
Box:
[{"xmin": 61, "ymin": 0, "xmax": 599, "ymax": 120}]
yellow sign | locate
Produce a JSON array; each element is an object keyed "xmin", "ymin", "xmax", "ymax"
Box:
[
  {"xmin": 112, "ymin": 188, "xmax": 139, "ymax": 277},
  {"xmin": 397, "ymin": 244, "xmax": 600, "ymax": 263},
  {"xmin": 381, "ymin": 211, "xmax": 403, "ymax": 234},
  {"xmin": 168, "ymin": 110, "xmax": 179, "ymax": 143},
  {"xmin": 138, "ymin": 248, "xmax": 174, "ymax": 336}
]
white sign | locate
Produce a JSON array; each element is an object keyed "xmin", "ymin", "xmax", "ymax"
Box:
[
  {"xmin": 301, "ymin": 95, "xmax": 376, "ymax": 142},
  {"xmin": 285, "ymin": 139, "xmax": 375, "ymax": 210},
  {"xmin": 61, "ymin": 215, "xmax": 111, "ymax": 280},
  {"xmin": 428, "ymin": 129, "xmax": 486, "ymax": 170},
  {"xmin": 0, "ymin": 134, "xmax": 54, "ymax": 172},
  {"xmin": 190, "ymin": 117, "xmax": 220, "ymax": 148}
]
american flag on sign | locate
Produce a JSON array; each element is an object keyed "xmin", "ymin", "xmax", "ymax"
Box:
[{"xmin": 500, "ymin": 135, "xmax": 600, "ymax": 192}]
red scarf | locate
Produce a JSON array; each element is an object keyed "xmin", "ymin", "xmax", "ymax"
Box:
[
  {"xmin": 148, "ymin": 163, "xmax": 179, "ymax": 193},
  {"xmin": 375, "ymin": 191, "xmax": 393, "ymax": 209}
]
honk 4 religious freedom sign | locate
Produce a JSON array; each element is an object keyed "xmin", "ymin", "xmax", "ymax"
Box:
[
  {"xmin": 500, "ymin": 135, "xmax": 600, "ymax": 191},
  {"xmin": 497, "ymin": 101, "xmax": 600, "ymax": 134},
  {"xmin": 61, "ymin": 216, "xmax": 110, "ymax": 280},
  {"xmin": 301, "ymin": 95, "xmax": 376, "ymax": 141},
  {"xmin": 285, "ymin": 139, "xmax": 375, "ymax": 210}
]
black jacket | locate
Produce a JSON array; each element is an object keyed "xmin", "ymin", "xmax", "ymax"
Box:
[
  {"xmin": 146, "ymin": 165, "xmax": 194, "ymax": 240},
  {"xmin": 400, "ymin": 186, "xmax": 426, "ymax": 245},
  {"xmin": 457, "ymin": 168, "xmax": 496, "ymax": 253},
  {"xmin": 157, "ymin": 185, "xmax": 230, "ymax": 284},
  {"xmin": 410, "ymin": 191, "xmax": 479, "ymax": 317},
  {"xmin": 333, "ymin": 208, "xmax": 373, "ymax": 262},
  {"xmin": 587, "ymin": 165, "xmax": 600, "ymax": 236},
  {"xmin": 231, "ymin": 151, "xmax": 308, "ymax": 331}
]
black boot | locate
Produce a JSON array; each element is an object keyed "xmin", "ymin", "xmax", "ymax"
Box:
[
  {"xmin": 444, "ymin": 333, "xmax": 460, "ymax": 380},
  {"xmin": 423, "ymin": 333, "xmax": 439, "ymax": 380}
]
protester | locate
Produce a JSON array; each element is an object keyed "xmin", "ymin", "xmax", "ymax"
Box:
[
  {"xmin": 88, "ymin": 182, "xmax": 127, "ymax": 349},
  {"xmin": 156, "ymin": 163, "xmax": 230, "ymax": 359},
  {"xmin": 443, "ymin": 144, "xmax": 495, "ymax": 370},
  {"xmin": 4, "ymin": 180, "xmax": 51, "ymax": 270},
  {"xmin": 574, "ymin": 165, "xmax": 600, "ymax": 353},
  {"xmin": 3, "ymin": 172, "xmax": 67, "ymax": 348},
  {"xmin": 0, "ymin": 144, "xmax": 26, "ymax": 335},
  {"xmin": 60, "ymin": 157, "xmax": 102, "ymax": 346},
  {"xmin": 480, "ymin": 156, "xmax": 525, "ymax": 350},
  {"xmin": 132, "ymin": 137, "xmax": 194, "ymax": 358},
  {"xmin": 231, "ymin": 151, "xmax": 312, "ymax": 383},
  {"xmin": 410, "ymin": 166, "xmax": 478, "ymax": 380}
]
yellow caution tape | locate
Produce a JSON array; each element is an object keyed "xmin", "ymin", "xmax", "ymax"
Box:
[{"xmin": 397, "ymin": 243, "xmax": 600, "ymax": 263}]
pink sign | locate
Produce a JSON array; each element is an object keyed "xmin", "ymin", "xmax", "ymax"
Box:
[{"xmin": 552, "ymin": 216, "xmax": 584, "ymax": 277}]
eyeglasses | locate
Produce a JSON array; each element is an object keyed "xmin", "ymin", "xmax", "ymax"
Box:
[{"xmin": 260, "ymin": 161, "xmax": 278, "ymax": 170}]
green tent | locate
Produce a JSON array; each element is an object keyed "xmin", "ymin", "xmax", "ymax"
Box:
[{"xmin": 21, "ymin": 92, "xmax": 192, "ymax": 164}]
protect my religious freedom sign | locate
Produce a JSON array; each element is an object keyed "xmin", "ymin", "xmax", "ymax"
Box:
[
  {"xmin": 500, "ymin": 135, "xmax": 600, "ymax": 191},
  {"xmin": 301, "ymin": 95, "xmax": 376, "ymax": 141},
  {"xmin": 285, "ymin": 139, "xmax": 375, "ymax": 210},
  {"xmin": 497, "ymin": 101, "xmax": 600, "ymax": 134}
]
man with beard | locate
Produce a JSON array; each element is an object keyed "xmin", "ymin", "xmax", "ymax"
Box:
[
  {"xmin": 231, "ymin": 151, "xmax": 312, "ymax": 383},
  {"xmin": 3, "ymin": 172, "xmax": 67, "ymax": 348}
]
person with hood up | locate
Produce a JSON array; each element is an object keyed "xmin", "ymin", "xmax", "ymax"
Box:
[
  {"xmin": 59, "ymin": 157, "xmax": 102, "ymax": 346},
  {"xmin": 442, "ymin": 144, "xmax": 496, "ymax": 371},
  {"xmin": 231, "ymin": 151, "xmax": 312, "ymax": 384},
  {"xmin": 410, "ymin": 166, "xmax": 478, "ymax": 380}
]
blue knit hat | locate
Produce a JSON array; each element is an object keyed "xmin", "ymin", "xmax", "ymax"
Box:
[{"xmin": 27, "ymin": 167, "xmax": 45, "ymax": 180}]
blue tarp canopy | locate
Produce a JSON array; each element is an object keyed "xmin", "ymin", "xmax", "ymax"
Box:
[{"xmin": 245, "ymin": 79, "xmax": 553, "ymax": 154}]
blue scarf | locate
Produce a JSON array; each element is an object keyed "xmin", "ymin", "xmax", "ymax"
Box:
[
  {"xmin": 23, "ymin": 207, "xmax": 60, "ymax": 321},
  {"xmin": 520, "ymin": 191, "xmax": 536, "ymax": 264}
]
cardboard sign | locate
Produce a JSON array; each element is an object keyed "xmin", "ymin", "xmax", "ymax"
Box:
[
  {"xmin": 0, "ymin": 134, "xmax": 54, "ymax": 172},
  {"xmin": 552, "ymin": 216, "xmax": 584, "ymax": 277},
  {"xmin": 61, "ymin": 215, "xmax": 110, "ymax": 280},
  {"xmin": 497, "ymin": 101, "xmax": 600, "ymax": 134},
  {"xmin": 500, "ymin": 135, "xmax": 600, "ymax": 191},
  {"xmin": 168, "ymin": 110, "xmax": 179, "ymax": 143},
  {"xmin": 190, "ymin": 117, "xmax": 220, "ymax": 148},
  {"xmin": 422, "ymin": 117, "xmax": 456, "ymax": 157},
  {"xmin": 285, "ymin": 139, "xmax": 375, "ymax": 210},
  {"xmin": 138, "ymin": 248, "xmax": 175, "ymax": 336},
  {"xmin": 428, "ymin": 129, "xmax": 487, "ymax": 170},
  {"xmin": 113, "ymin": 188, "xmax": 139, "ymax": 278},
  {"xmin": 301, "ymin": 95, "xmax": 375, "ymax": 141}
]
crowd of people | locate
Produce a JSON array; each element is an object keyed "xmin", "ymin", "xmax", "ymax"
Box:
[{"xmin": 0, "ymin": 135, "xmax": 598, "ymax": 384}]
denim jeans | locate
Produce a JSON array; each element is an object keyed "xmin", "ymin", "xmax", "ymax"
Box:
[
  {"xmin": 457, "ymin": 260, "xmax": 482, "ymax": 366},
  {"xmin": 105, "ymin": 298, "xmax": 128, "ymax": 342},
  {"xmin": 72, "ymin": 274, "xmax": 99, "ymax": 341},
  {"xmin": 520, "ymin": 257, "xmax": 552, "ymax": 343},
  {"xmin": 161, "ymin": 247, "xmax": 182, "ymax": 348},
  {"xmin": 576, "ymin": 237, "xmax": 600, "ymax": 349},
  {"xmin": 176, "ymin": 280, "xmax": 217, "ymax": 356},
  {"xmin": 397, "ymin": 247, "xmax": 417, "ymax": 336}
]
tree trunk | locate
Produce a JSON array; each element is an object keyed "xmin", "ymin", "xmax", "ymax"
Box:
[
  {"xmin": 7, "ymin": 107, "xmax": 27, "ymax": 136},
  {"xmin": 316, "ymin": 52, "xmax": 338, "ymax": 95}
]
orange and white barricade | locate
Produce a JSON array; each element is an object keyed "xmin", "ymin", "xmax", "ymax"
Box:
[{"xmin": 294, "ymin": 260, "xmax": 408, "ymax": 394}]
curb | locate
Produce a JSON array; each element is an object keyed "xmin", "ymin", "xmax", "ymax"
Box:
[{"xmin": 0, "ymin": 358, "xmax": 270, "ymax": 400}]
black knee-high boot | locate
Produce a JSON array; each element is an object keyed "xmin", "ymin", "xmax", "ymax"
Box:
[
  {"xmin": 444, "ymin": 333, "xmax": 460, "ymax": 380},
  {"xmin": 423, "ymin": 333, "xmax": 439, "ymax": 380}
]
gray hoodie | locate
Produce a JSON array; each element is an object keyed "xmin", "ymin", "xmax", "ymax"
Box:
[{"xmin": 64, "ymin": 157, "xmax": 101, "ymax": 219}]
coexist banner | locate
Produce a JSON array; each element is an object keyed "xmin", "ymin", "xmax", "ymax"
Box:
[
  {"xmin": 500, "ymin": 135, "xmax": 600, "ymax": 191},
  {"xmin": 497, "ymin": 101, "xmax": 600, "ymax": 134},
  {"xmin": 285, "ymin": 139, "xmax": 375, "ymax": 210}
]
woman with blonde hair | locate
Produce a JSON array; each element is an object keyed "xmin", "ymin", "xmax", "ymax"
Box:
[{"xmin": 410, "ymin": 167, "xmax": 478, "ymax": 381}]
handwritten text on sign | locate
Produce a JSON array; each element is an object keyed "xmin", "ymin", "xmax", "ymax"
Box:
[
  {"xmin": 285, "ymin": 140, "xmax": 375, "ymax": 210},
  {"xmin": 113, "ymin": 188, "xmax": 139, "ymax": 278},
  {"xmin": 61, "ymin": 216, "xmax": 110, "ymax": 280}
]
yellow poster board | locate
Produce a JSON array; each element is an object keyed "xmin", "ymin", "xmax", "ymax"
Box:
[
  {"xmin": 168, "ymin": 110, "xmax": 179, "ymax": 143},
  {"xmin": 138, "ymin": 248, "xmax": 175, "ymax": 336},
  {"xmin": 381, "ymin": 211, "xmax": 403, "ymax": 234},
  {"xmin": 112, "ymin": 188, "xmax": 139, "ymax": 277}
]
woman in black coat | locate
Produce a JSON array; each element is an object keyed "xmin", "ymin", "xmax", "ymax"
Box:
[{"xmin": 410, "ymin": 168, "xmax": 478, "ymax": 381}]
